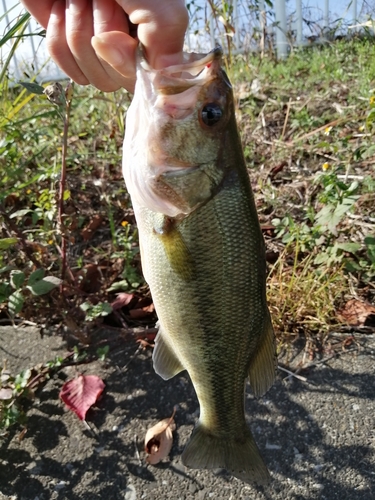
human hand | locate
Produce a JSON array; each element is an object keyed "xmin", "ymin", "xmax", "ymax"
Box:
[{"xmin": 20, "ymin": 0, "xmax": 189, "ymax": 92}]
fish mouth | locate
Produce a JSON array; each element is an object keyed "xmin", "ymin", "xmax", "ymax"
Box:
[
  {"xmin": 138, "ymin": 46, "xmax": 224, "ymax": 95},
  {"xmin": 162, "ymin": 164, "xmax": 200, "ymax": 176},
  {"xmin": 149, "ymin": 158, "xmax": 200, "ymax": 179}
]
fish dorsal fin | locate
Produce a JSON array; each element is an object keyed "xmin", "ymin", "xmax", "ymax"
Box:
[
  {"xmin": 248, "ymin": 313, "xmax": 277, "ymax": 398},
  {"xmin": 153, "ymin": 325, "xmax": 185, "ymax": 380}
]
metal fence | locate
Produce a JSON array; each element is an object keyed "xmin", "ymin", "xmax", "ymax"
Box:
[{"xmin": 0, "ymin": 0, "xmax": 368, "ymax": 83}]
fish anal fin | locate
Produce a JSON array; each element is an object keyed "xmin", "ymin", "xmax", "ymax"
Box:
[
  {"xmin": 248, "ymin": 313, "xmax": 277, "ymax": 398},
  {"xmin": 153, "ymin": 327, "xmax": 185, "ymax": 380},
  {"xmin": 181, "ymin": 422, "xmax": 270, "ymax": 486}
]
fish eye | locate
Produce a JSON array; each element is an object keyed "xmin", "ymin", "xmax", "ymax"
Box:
[{"xmin": 201, "ymin": 103, "xmax": 223, "ymax": 126}]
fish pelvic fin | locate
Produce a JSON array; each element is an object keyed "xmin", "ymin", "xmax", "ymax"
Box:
[
  {"xmin": 153, "ymin": 325, "xmax": 185, "ymax": 380},
  {"xmin": 181, "ymin": 422, "xmax": 270, "ymax": 486},
  {"xmin": 248, "ymin": 312, "xmax": 277, "ymax": 398}
]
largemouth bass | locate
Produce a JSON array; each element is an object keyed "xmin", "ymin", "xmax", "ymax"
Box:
[{"xmin": 123, "ymin": 46, "xmax": 277, "ymax": 485}]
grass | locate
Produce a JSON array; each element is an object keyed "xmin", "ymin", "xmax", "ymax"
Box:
[
  {"xmin": 228, "ymin": 37, "xmax": 375, "ymax": 348},
  {"xmin": 1, "ymin": 36, "xmax": 374, "ymax": 333},
  {"xmin": 1, "ymin": 12, "xmax": 375, "ymax": 433}
]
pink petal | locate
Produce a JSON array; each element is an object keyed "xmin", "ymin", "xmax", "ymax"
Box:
[{"xmin": 111, "ymin": 292, "xmax": 136, "ymax": 310}]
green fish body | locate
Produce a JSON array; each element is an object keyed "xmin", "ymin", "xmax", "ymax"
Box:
[{"xmin": 123, "ymin": 47, "xmax": 277, "ymax": 485}]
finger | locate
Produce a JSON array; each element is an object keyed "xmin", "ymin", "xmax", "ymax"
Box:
[
  {"xmin": 92, "ymin": 0, "xmax": 135, "ymax": 90},
  {"xmin": 20, "ymin": 0, "xmax": 55, "ymax": 28},
  {"xmin": 117, "ymin": 0, "xmax": 189, "ymax": 68},
  {"xmin": 91, "ymin": 31, "xmax": 137, "ymax": 93},
  {"xmin": 92, "ymin": 0, "xmax": 128, "ymax": 34},
  {"xmin": 46, "ymin": 0, "xmax": 89, "ymax": 85},
  {"xmin": 65, "ymin": 0, "xmax": 112, "ymax": 88}
]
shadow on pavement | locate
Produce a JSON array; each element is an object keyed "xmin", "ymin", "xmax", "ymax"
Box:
[{"xmin": 0, "ymin": 327, "xmax": 374, "ymax": 499}]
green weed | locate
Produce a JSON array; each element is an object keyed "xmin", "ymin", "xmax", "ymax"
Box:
[{"xmin": 1, "ymin": 9, "xmax": 375, "ymax": 348}]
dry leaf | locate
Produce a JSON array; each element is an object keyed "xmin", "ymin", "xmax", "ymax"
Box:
[
  {"xmin": 129, "ymin": 303, "xmax": 155, "ymax": 319},
  {"xmin": 144, "ymin": 408, "xmax": 176, "ymax": 465},
  {"xmin": 76, "ymin": 264, "xmax": 102, "ymax": 293},
  {"xmin": 81, "ymin": 215, "xmax": 103, "ymax": 241},
  {"xmin": 59, "ymin": 374, "xmax": 105, "ymax": 420},
  {"xmin": 337, "ymin": 298, "xmax": 375, "ymax": 327}
]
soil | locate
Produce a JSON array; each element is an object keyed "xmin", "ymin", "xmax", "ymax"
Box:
[{"xmin": 0, "ymin": 326, "xmax": 375, "ymax": 500}]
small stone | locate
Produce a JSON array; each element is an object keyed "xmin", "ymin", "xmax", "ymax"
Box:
[
  {"xmin": 124, "ymin": 484, "xmax": 136, "ymax": 500},
  {"xmin": 265, "ymin": 442, "xmax": 282, "ymax": 450},
  {"xmin": 189, "ymin": 483, "xmax": 198, "ymax": 494},
  {"xmin": 54, "ymin": 481, "xmax": 67, "ymax": 490},
  {"xmin": 313, "ymin": 464, "xmax": 325, "ymax": 472},
  {"xmin": 312, "ymin": 483, "xmax": 324, "ymax": 490},
  {"xmin": 26, "ymin": 460, "xmax": 43, "ymax": 475}
]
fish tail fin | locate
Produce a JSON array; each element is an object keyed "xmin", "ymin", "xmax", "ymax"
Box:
[{"xmin": 181, "ymin": 422, "xmax": 270, "ymax": 486}]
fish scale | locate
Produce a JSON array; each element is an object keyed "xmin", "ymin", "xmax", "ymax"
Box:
[{"xmin": 123, "ymin": 46, "xmax": 277, "ymax": 485}]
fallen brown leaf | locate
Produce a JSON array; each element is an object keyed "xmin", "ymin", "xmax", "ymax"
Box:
[
  {"xmin": 76, "ymin": 264, "xmax": 102, "ymax": 293},
  {"xmin": 269, "ymin": 161, "xmax": 288, "ymax": 180},
  {"xmin": 144, "ymin": 408, "xmax": 176, "ymax": 465},
  {"xmin": 81, "ymin": 214, "xmax": 103, "ymax": 241},
  {"xmin": 129, "ymin": 303, "xmax": 155, "ymax": 319},
  {"xmin": 337, "ymin": 298, "xmax": 375, "ymax": 328}
]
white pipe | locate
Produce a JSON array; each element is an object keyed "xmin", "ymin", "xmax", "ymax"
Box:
[
  {"xmin": 209, "ymin": 7, "xmax": 215, "ymax": 49},
  {"xmin": 353, "ymin": 0, "xmax": 357, "ymax": 23},
  {"xmin": 296, "ymin": 0, "xmax": 303, "ymax": 45},
  {"xmin": 258, "ymin": 0, "xmax": 265, "ymax": 24},
  {"xmin": 324, "ymin": 0, "xmax": 329, "ymax": 29},
  {"xmin": 274, "ymin": 0, "xmax": 288, "ymax": 59},
  {"xmin": 28, "ymin": 20, "xmax": 39, "ymax": 74},
  {"xmin": 233, "ymin": 0, "xmax": 240, "ymax": 50}
]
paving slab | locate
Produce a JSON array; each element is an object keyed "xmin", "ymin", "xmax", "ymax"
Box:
[{"xmin": 0, "ymin": 326, "xmax": 374, "ymax": 500}]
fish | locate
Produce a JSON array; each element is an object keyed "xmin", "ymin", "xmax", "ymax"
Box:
[{"xmin": 122, "ymin": 46, "xmax": 277, "ymax": 485}]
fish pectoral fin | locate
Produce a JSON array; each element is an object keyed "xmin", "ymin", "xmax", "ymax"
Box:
[
  {"xmin": 181, "ymin": 422, "xmax": 270, "ymax": 486},
  {"xmin": 248, "ymin": 313, "xmax": 277, "ymax": 398},
  {"xmin": 154, "ymin": 218, "xmax": 194, "ymax": 281},
  {"xmin": 152, "ymin": 327, "xmax": 185, "ymax": 380}
]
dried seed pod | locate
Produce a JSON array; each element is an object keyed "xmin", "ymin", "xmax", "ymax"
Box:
[{"xmin": 44, "ymin": 82, "xmax": 64, "ymax": 105}]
